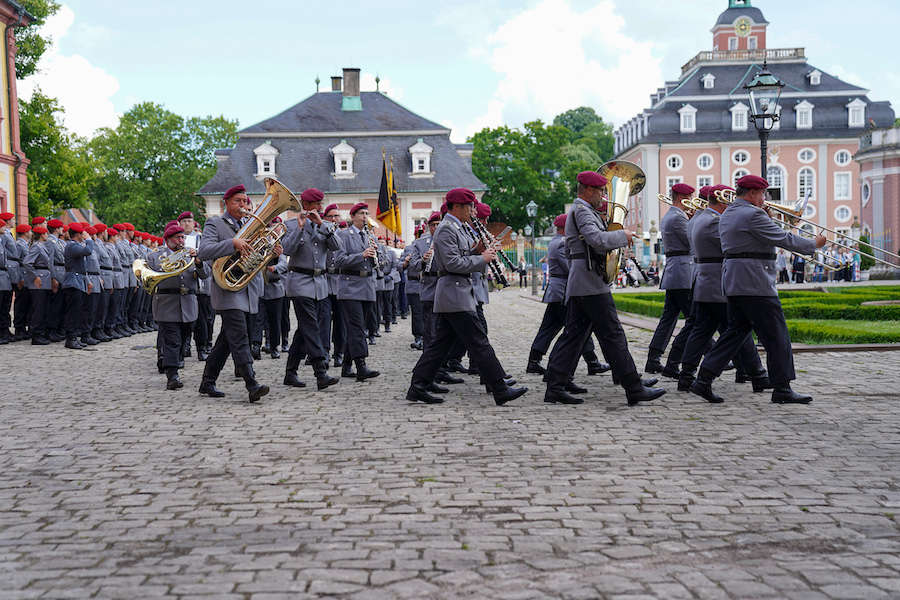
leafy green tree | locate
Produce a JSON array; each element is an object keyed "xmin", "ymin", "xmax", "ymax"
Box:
[
  {"xmin": 553, "ymin": 107, "xmax": 601, "ymax": 136},
  {"xmin": 20, "ymin": 88, "xmax": 94, "ymax": 217},
  {"xmin": 572, "ymin": 120, "xmax": 614, "ymax": 162},
  {"xmin": 89, "ymin": 102, "xmax": 238, "ymax": 232},
  {"xmin": 14, "ymin": 0, "xmax": 60, "ymax": 79}
]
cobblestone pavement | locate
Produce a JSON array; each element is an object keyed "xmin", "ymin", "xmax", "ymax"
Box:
[{"xmin": 3, "ymin": 292, "xmax": 900, "ymax": 599}]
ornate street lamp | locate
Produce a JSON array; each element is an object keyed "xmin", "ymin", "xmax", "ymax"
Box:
[
  {"xmin": 525, "ymin": 200, "xmax": 538, "ymax": 296},
  {"xmin": 744, "ymin": 61, "xmax": 785, "ymax": 176}
]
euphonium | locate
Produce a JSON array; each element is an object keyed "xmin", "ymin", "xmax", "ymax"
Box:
[
  {"xmin": 134, "ymin": 247, "xmax": 196, "ymax": 294},
  {"xmin": 597, "ymin": 161, "xmax": 646, "ymax": 284},
  {"xmin": 212, "ymin": 177, "xmax": 301, "ymax": 292}
]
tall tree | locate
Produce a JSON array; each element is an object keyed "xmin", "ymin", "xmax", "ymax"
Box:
[
  {"xmin": 89, "ymin": 102, "xmax": 238, "ymax": 232},
  {"xmin": 552, "ymin": 107, "xmax": 601, "ymax": 136},
  {"xmin": 14, "ymin": 0, "xmax": 60, "ymax": 79},
  {"xmin": 20, "ymin": 88, "xmax": 94, "ymax": 217}
]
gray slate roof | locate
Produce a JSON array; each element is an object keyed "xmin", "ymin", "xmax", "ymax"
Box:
[
  {"xmin": 670, "ymin": 61, "xmax": 865, "ymax": 98},
  {"xmin": 714, "ymin": 6, "xmax": 768, "ymax": 26}
]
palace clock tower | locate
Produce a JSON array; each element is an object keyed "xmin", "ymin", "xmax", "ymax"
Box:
[{"xmin": 711, "ymin": 0, "xmax": 769, "ymax": 51}]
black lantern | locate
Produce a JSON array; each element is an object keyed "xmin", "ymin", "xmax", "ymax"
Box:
[{"xmin": 744, "ymin": 61, "xmax": 785, "ymax": 175}]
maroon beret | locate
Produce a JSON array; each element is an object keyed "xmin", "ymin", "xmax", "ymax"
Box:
[
  {"xmin": 446, "ymin": 188, "xmax": 476, "ymax": 205},
  {"xmin": 475, "ymin": 202, "xmax": 492, "ymax": 220},
  {"xmin": 68, "ymin": 222, "xmax": 85, "ymax": 234},
  {"xmin": 123, "ymin": 223, "xmax": 135, "ymax": 231},
  {"xmin": 0, "ymin": 211, "xmax": 13, "ymax": 221},
  {"xmin": 338, "ymin": 220, "xmax": 348, "ymax": 228},
  {"xmin": 671, "ymin": 183, "xmax": 695, "ymax": 196},
  {"xmin": 576, "ymin": 171, "xmax": 608, "ymax": 188},
  {"xmin": 31, "ymin": 216, "xmax": 46, "ymax": 225},
  {"xmin": 164, "ymin": 225, "xmax": 185, "ymax": 239},
  {"xmin": 48, "ymin": 219, "xmax": 64, "ymax": 229},
  {"xmin": 32, "ymin": 226, "xmax": 48, "ymax": 235},
  {"xmin": 323, "ymin": 203, "xmax": 339, "ymax": 216},
  {"xmin": 428, "ymin": 211, "xmax": 442, "ymax": 223},
  {"xmin": 165, "ymin": 220, "xmax": 178, "ymax": 230},
  {"xmin": 698, "ymin": 186, "xmax": 713, "ymax": 200},
  {"xmin": 553, "ymin": 213, "xmax": 567, "ymax": 229},
  {"xmin": 177, "ymin": 211, "xmax": 194, "ymax": 221},
  {"xmin": 300, "ymin": 188, "xmax": 325, "ymax": 203},
  {"xmin": 15, "ymin": 224, "xmax": 31, "ymax": 234},
  {"xmin": 85, "ymin": 226, "xmax": 97, "ymax": 235},
  {"xmin": 223, "ymin": 184, "xmax": 246, "ymax": 200},
  {"xmin": 349, "ymin": 202, "xmax": 368, "ymax": 216},
  {"xmin": 113, "ymin": 223, "xmax": 127, "ymax": 232},
  {"xmin": 735, "ymin": 175, "xmax": 769, "ymax": 190},
  {"xmin": 0, "ymin": 219, "xmax": 6, "ymax": 227},
  {"xmin": 93, "ymin": 223, "xmax": 107, "ymax": 233}
]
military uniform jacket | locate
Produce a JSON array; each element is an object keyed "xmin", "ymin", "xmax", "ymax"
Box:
[
  {"xmin": 85, "ymin": 240, "xmax": 102, "ymax": 294},
  {"xmin": 720, "ymin": 197, "xmax": 817, "ymax": 297},
  {"xmin": 335, "ymin": 225, "xmax": 376, "ymax": 302},
  {"xmin": 687, "ymin": 216, "xmax": 699, "ymax": 289},
  {"xmin": 564, "ymin": 198, "xmax": 628, "ymax": 301},
  {"xmin": 281, "ymin": 218, "xmax": 339, "ymax": 300},
  {"xmin": 106, "ymin": 241, "xmax": 124, "ymax": 288},
  {"xmin": 326, "ymin": 245, "xmax": 340, "ymax": 296},
  {"xmin": 148, "ymin": 246, "xmax": 207, "ymax": 323},
  {"xmin": 184, "ymin": 231, "xmax": 209, "ymax": 295},
  {"xmin": 659, "ymin": 206, "xmax": 692, "ymax": 290},
  {"xmin": 542, "ymin": 234, "xmax": 568, "ymax": 304},
  {"xmin": 4, "ymin": 232, "xmax": 21, "ymax": 284},
  {"xmin": 24, "ymin": 241, "xmax": 52, "ymax": 290},
  {"xmin": 379, "ymin": 247, "xmax": 394, "ymax": 291},
  {"xmin": 63, "ymin": 239, "xmax": 95, "ymax": 292},
  {"xmin": 401, "ymin": 241, "xmax": 421, "ymax": 295},
  {"xmin": 96, "ymin": 241, "xmax": 114, "ymax": 289},
  {"xmin": 198, "ymin": 213, "xmax": 263, "ymax": 314},
  {"xmin": 116, "ymin": 240, "xmax": 136, "ymax": 287},
  {"xmin": 48, "ymin": 234, "xmax": 66, "ymax": 282},
  {"xmin": 689, "ymin": 208, "xmax": 727, "ymax": 303},
  {"xmin": 415, "ymin": 236, "xmax": 435, "ymax": 299},
  {"xmin": 0, "ymin": 231, "xmax": 11, "ymax": 291},
  {"xmin": 431, "ymin": 214, "xmax": 486, "ymax": 314},
  {"xmin": 263, "ymin": 254, "xmax": 287, "ymax": 300}
]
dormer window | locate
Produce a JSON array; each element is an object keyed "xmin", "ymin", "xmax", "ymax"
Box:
[
  {"xmin": 408, "ymin": 138, "xmax": 433, "ymax": 175},
  {"xmin": 700, "ymin": 73, "xmax": 715, "ymax": 90},
  {"xmin": 808, "ymin": 70, "xmax": 822, "ymax": 86},
  {"xmin": 330, "ymin": 139, "xmax": 356, "ymax": 179},
  {"xmin": 795, "ymin": 100, "xmax": 814, "ymax": 130},
  {"xmin": 847, "ymin": 98, "xmax": 866, "ymax": 128},
  {"xmin": 730, "ymin": 102, "xmax": 749, "ymax": 131},
  {"xmin": 253, "ymin": 141, "xmax": 279, "ymax": 180},
  {"xmin": 678, "ymin": 104, "xmax": 697, "ymax": 133}
]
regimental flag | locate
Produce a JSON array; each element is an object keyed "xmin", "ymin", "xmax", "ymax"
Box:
[{"xmin": 377, "ymin": 154, "xmax": 402, "ymax": 236}]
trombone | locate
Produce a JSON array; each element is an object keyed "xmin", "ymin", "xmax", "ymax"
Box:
[
  {"xmin": 657, "ymin": 193, "xmax": 696, "ymax": 217},
  {"xmin": 714, "ymin": 189, "xmax": 900, "ymax": 268}
]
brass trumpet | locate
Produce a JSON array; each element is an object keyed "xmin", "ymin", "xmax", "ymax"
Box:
[
  {"xmin": 133, "ymin": 247, "xmax": 196, "ymax": 294},
  {"xmin": 657, "ymin": 193, "xmax": 696, "ymax": 217}
]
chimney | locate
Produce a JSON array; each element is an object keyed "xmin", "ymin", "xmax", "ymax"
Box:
[
  {"xmin": 341, "ymin": 67, "xmax": 362, "ymax": 111},
  {"xmin": 331, "ymin": 76, "xmax": 342, "ymax": 92}
]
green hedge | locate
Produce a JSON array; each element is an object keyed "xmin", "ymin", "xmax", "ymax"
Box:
[
  {"xmin": 613, "ymin": 297, "xmax": 664, "ymax": 318},
  {"xmin": 786, "ymin": 320, "xmax": 900, "ymax": 344},
  {"xmin": 781, "ymin": 303, "xmax": 900, "ymax": 320}
]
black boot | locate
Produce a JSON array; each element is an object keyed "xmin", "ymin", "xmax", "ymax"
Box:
[
  {"xmin": 644, "ymin": 352, "xmax": 664, "ymax": 374},
  {"xmin": 31, "ymin": 335, "xmax": 51, "ymax": 345},
  {"xmin": 565, "ymin": 380, "xmax": 588, "ymax": 394},
  {"xmin": 81, "ymin": 334, "xmax": 99, "ymax": 346},
  {"xmin": 526, "ymin": 350, "xmax": 546, "ymax": 375},
  {"xmin": 283, "ymin": 371, "xmax": 307, "ymax": 388},
  {"xmin": 165, "ymin": 368, "xmax": 184, "ymax": 390},
  {"xmin": 314, "ymin": 360, "xmax": 339, "ymax": 390},
  {"xmin": 355, "ymin": 358, "xmax": 380, "ymax": 382},
  {"xmin": 93, "ymin": 329, "xmax": 110, "ymax": 342},
  {"xmin": 445, "ymin": 358, "xmax": 467, "ymax": 374},
  {"xmin": 735, "ymin": 371, "xmax": 751, "ymax": 383},
  {"xmin": 65, "ymin": 337, "xmax": 84, "ymax": 350},
  {"xmin": 333, "ymin": 354, "xmax": 343, "ymax": 368},
  {"xmin": 677, "ymin": 365, "xmax": 697, "ymax": 392},
  {"xmin": 239, "ymin": 364, "xmax": 269, "ymax": 402},
  {"xmin": 544, "ymin": 384, "xmax": 583, "ymax": 405},
  {"xmin": 435, "ymin": 369, "xmax": 463, "ymax": 385},
  {"xmin": 492, "ymin": 382, "xmax": 528, "ymax": 406},
  {"xmin": 427, "ymin": 382, "xmax": 449, "ymax": 394},
  {"xmin": 660, "ymin": 362, "xmax": 681, "ymax": 379},
  {"xmin": 752, "ymin": 372, "xmax": 773, "ymax": 393},
  {"xmin": 586, "ymin": 359, "xmax": 611, "ymax": 375},
  {"xmin": 406, "ymin": 383, "xmax": 443, "ymax": 404},
  {"xmin": 689, "ymin": 369, "xmax": 723, "ymax": 404},
  {"xmin": 341, "ymin": 359, "xmax": 356, "ymax": 378},
  {"xmin": 623, "ymin": 373, "xmax": 666, "ymax": 406},
  {"xmin": 197, "ymin": 347, "xmax": 209, "ymax": 361},
  {"xmin": 198, "ymin": 379, "xmax": 225, "ymax": 397},
  {"xmin": 771, "ymin": 386, "xmax": 812, "ymax": 404},
  {"xmin": 250, "ymin": 343, "xmax": 261, "ymax": 361}
]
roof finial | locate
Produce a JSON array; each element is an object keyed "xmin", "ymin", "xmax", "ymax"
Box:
[
  {"xmin": 375, "ymin": 74, "xmax": 381, "ymax": 92},
  {"xmin": 315, "ymin": 75, "xmax": 320, "ymax": 92}
]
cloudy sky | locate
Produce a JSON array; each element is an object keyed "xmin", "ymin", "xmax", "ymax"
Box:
[{"xmin": 18, "ymin": 0, "xmax": 900, "ymax": 142}]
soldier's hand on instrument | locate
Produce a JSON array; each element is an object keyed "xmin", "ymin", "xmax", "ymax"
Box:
[
  {"xmin": 273, "ymin": 243, "xmax": 284, "ymax": 257},
  {"xmin": 482, "ymin": 247, "xmax": 497, "ymax": 263},
  {"xmin": 87, "ymin": 282, "xmax": 93, "ymax": 293},
  {"xmin": 363, "ymin": 246, "xmax": 377, "ymax": 258},
  {"xmin": 308, "ymin": 210, "xmax": 323, "ymax": 225},
  {"xmin": 34, "ymin": 277, "xmax": 41, "ymax": 289},
  {"xmin": 51, "ymin": 278, "xmax": 59, "ymax": 293},
  {"xmin": 814, "ymin": 234, "xmax": 827, "ymax": 248},
  {"xmin": 267, "ymin": 265, "xmax": 275, "ymax": 272},
  {"xmin": 233, "ymin": 238, "xmax": 252, "ymax": 257},
  {"xmin": 187, "ymin": 248, "xmax": 198, "ymax": 257}
]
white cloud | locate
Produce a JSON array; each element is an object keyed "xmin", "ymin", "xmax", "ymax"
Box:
[
  {"xmin": 18, "ymin": 5, "xmax": 120, "ymax": 138},
  {"xmin": 462, "ymin": 0, "xmax": 663, "ymax": 137},
  {"xmin": 360, "ymin": 72, "xmax": 404, "ymax": 100}
]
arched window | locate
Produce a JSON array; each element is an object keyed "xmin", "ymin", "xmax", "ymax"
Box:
[
  {"xmin": 798, "ymin": 167, "xmax": 815, "ymax": 200},
  {"xmin": 733, "ymin": 168, "xmax": 749, "ymax": 187},
  {"xmin": 766, "ymin": 165, "xmax": 785, "ymax": 202}
]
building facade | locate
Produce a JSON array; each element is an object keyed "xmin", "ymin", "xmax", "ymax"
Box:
[
  {"xmin": 855, "ymin": 127, "xmax": 900, "ymax": 257},
  {"xmin": 0, "ymin": 0, "xmax": 30, "ymax": 224},
  {"xmin": 199, "ymin": 68, "xmax": 485, "ymax": 238},
  {"xmin": 612, "ymin": 0, "xmax": 894, "ymax": 263}
]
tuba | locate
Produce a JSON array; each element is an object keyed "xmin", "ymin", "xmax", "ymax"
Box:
[
  {"xmin": 597, "ymin": 161, "xmax": 646, "ymax": 284},
  {"xmin": 133, "ymin": 248, "xmax": 195, "ymax": 294},
  {"xmin": 212, "ymin": 177, "xmax": 301, "ymax": 292}
]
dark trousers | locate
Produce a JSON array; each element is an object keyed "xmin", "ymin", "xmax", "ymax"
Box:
[
  {"xmin": 280, "ymin": 296, "xmax": 290, "ymax": 345},
  {"xmin": 82, "ymin": 292, "xmax": 99, "ymax": 336},
  {"xmin": 407, "ymin": 293, "xmax": 424, "ymax": 338},
  {"xmin": 193, "ymin": 294, "xmax": 212, "ymax": 348},
  {"xmin": 378, "ymin": 289, "xmax": 393, "ymax": 326},
  {"xmin": 422, "ymin": 300, "xmax": 435, "ymax": 350},
  {"xmin": 63, "ymin": 287, "xmax": 85, "ymax": 339},
  {"xmin": 411, "ymin": 310, "xmax": 506, "ymax": 387},
  {"xmin": 398, "ymin": 282, "xmax": 408, "ymax": 315},
  {"xmin": 29, "ymin": 289, "xmax": 49, "ymax": 337},
  {"xmin": 530, "ymin": 301, "xmax": 598, "ymax": 359},
  {"xmin": 286, "ymin": 297, "xmax": 328, "ymax": 370},
  {"xmin": 260, "ymin": 297, "xmax": 283, "ymax": 349},
  {"xmin": 340, "ymin": 299, "xmax": 369, "ymax": 360},
  {"xmin": 107, "ymin": 289, "xmax": 123, "ymax": 328},
  {"xmin": 793, "ymin": 270, "xmax": 805, "ymax": 284},
  {"xmin": 47, "ymin": 287, "xmax": 64, "ymax": 333},
  {"xmin": 319, "ymin": 294, "xmax": 332, "ymax": 353},
  {"xmin": 365, "ymin": 298, "xmax": 378, "ymax": 336},
  {"xmin": 0, "ymin": 289, "xmax": 11, "ymax": 331},
  {"xmin": 680, "ymin": 301, "xmax": 762, "ymax": 375},
  {"xmin": 699, "ymin": 296, "xmax": 796, "ymax": 387},
  {"xmin": 328, "ymin": 295, "xmax": 345, "ymax": 357},
  {"xmin": 391, "ymin": 286, "xmax": 401, "ymax": 319},
  {"xmin": 778, "ymin": 269, "xmax": 790, "ymax": 284},
  {"xmin": 546, "ymin": 294, "xmax": 640, "ymax": 390},
  {"xmin": 97, "ymin": 289, "xmax": 111, "ymax": 332},
  {"xmin": 127, "ymin": 287, "xmax": 141, "ymax": 325},
  {"xmin": 13, "ymin": 287, "xmax": 30, "ymax": 332},
  {"xmin": 648, "ymin": 288, "xmax": 692, "ymax": 359},
  {"xmin": 159, "ymin": 321, "xmax": 192, "ymax": 369},
  {"xmin": 245, "ymin": 311, "xmax": 261, "ymax": 346},
  {"xmin": 203, "ymin": 309, "xmax": 253, "ymax": 382}
]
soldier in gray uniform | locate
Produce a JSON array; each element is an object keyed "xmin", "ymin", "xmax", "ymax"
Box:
[
  {"xmin": 115, "ymin": 226, "xmax": 137, "ymax": 335},
  {"xmin": 646, "ymin": 183, "xmax": 696, "ymax": 376},
  {"xmin": 405, "ymin": 188, "xmax": 527, "ymax": 406},
  {"xmin": 0, "ymin": 216, "xmax": 13, "ymax": 344},
  {"xmin": 281, "ymin": 188, "xmax": 341, "ymax": 390},
  {"xmin": 691, "ymin": 174, "xmax": 826, "ymax": 405},
  {"xmin": 93, "ymin": 224, "xmax": 114, "ymax": 343},
  {"xmin": 79, "ymin": 225, "xmax": 104, "ymax": 345},
  {"xmin": 103, "ymin": 226, "xmax": 125, "ymax": 339},
  {"xmin": 198, "ymin": 184, "xmax": 272, "ymax": 402},
  {"xmin": 377, "ymin": 238, "xmax": 395, "ymax": 332},
  {"xmin": 401, "ymin": 225, "xmax": 427, "ymax": 350},
  {"xmin": 334, "ymin": 202, "xmax": 381, "ymax": 381},
  {"xmin": 44, "ymin": 219, "xmax": 67, "ymax": 341},
  {"xmin": 260, "ymin": 251, "xmax": 287, "ymax": 358},
  {"xmin": 62, "ymin": 223, "xmax": 95, "ymax": 349},
  {"xmin": 181, "ymin": 211, "xmax": 212, "ymax": 360},
  {"xmin": 148, "ymin": 224, "xmax": 207, "ymax": 390},
  {"xmin": 676, "ymin": 184, "xmax": 769, "ymax": 395},
  {"xmin": 321, "ymin": 204, "xmax": 344, "ymax": 367},
  {"xmin": 11, "ymin": 224, "xmax": 31, "ymax": 340},
  {"xmin": 544, "ymin": 171, "xmax": 665, "ymax": 406},
  {"xmin": 23, "ymin": 225, "xmax": 53, "ymax": 344}
]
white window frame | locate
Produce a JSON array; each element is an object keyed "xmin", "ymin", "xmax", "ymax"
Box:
[
  {"xmin": 408, "ymin": 138, "xmax": 434, "ymax": 175},
  {"xmin": 808, "ymin": 70, "xmax": 822, "ymax": 86},
  {"xmin": 697, "ymin": 175, "xmax": 714, "ymax": 189},
  {"xmin": 862, "ymin": 181, "xmax": 871, "ymax": 206},
  {"xmin": 795, "ymin": 100, "xmax": 814, "ymax": 130},
  {"xmin": 802, "ymin": 203, "xmax": 816, "ymax": 219},
  {"xmin": 732, "ymin": 149, "xmax": 750, "ymax": 165},
  {"xmin": 732, "ymin": 168, "xmax": 750, "ymax": 187},
  {"xmin": 766, "ymin": 165, "xmax": 786, "ymax": 200},
  {"xmin": 834, "ymin": 172, "xmax": 851, "ymax": 201},
  {"xmin": 834, "ymin": 205, "xmax": 852, "ymax": 223},
  {"xmin": 797, "ymin": 147, "xmax": 816, "ymax": 163},
  {"xmin": 847, "ymin": 98, "xmax": 866, "ymax": 128},
  {"xmin": 730, "ymin": 102, "xmax": 749, "ymax": 131},
  {"xmin": 748, "ymin": 36, "xmax": 757, "ymax": 50},
  {"xmin": 700, "ymin": 74, "xmax": 715, "ymax": 90},
  {"xmin": 798, "ymin": 167, "xmax": 816, "ymax": 200},
  {"xmin": 697, "ymin": 153, "xmax": 714, "ymax": 171},
  {"xmin": 330, "ymin": 139, "xmax": 357, "ymax": 179},
  {"xmin": 728, "ymin": 37, "xmax": 738, "ymax": 50},
  {"xmin": 678, "ymin": 104, "xmax": 697, "ymax": 133},
  {"xmin": 666, "ymin": 176, "xmax": 684, "ymax": 195},
  {"xmin": 666, "ymin": 154, "xmax": 683, "ymax": 172},
  {"xmin": 834, "ymin": 149, "xmax": 852, "ymax": 166},
  {"xmin": 253, "ymin": 141, "xmax": 280, "ymax": 180}
]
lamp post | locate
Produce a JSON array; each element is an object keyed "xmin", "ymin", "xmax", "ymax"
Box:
[
  {"xmin": 525, "ymin": 200, "xmax": 538, "ymax": 296},
  {"xmin": 745, "ymin": 61, "xmax": 785, "ymax": 176}
]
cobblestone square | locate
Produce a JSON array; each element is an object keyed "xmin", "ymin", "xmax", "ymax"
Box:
[{"xmin": 3, "ymin": 292, "xmax": 900, "ymax": 599}]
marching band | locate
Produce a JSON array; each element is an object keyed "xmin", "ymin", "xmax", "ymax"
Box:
[{"xmin": 0, "ymin": 168, "xmax": 830, "ymax": 407}]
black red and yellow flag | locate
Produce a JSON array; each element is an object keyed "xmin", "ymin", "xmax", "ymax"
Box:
[{"xmin": 377, "ymin": 155, "xmax": 402, "ymax": 236}]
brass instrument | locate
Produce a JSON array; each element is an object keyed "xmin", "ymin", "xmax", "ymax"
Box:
[
  {"xmin": 364, "ymin": 219, "xmax": 384, "ymax": 275},
  {"xmin": 466, "ymin": 222, "xmax": 508, "ymax": 288},
  {"xmin": 657, "ymin": 193, "xmax": 696, "ymax": 217},
  {"xmin": 472, "ymin": 219, "xmax": 515, "ymax": 272},
  {"xmin": 133, "ymin": 247, "xmax": 195, "ymax": 294},
  {"xmin": 212, "ymin": 177, "xmax": 300, "ymax": 292},
  {"xmin": 597, "ymin": 161, "xmax": 645, "ymax": 284}
]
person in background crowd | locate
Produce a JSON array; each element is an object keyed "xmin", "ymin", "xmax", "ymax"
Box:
[
  {"xmin": 791, "ymin": 253, "xmax": 806, "ymax": 284},
  {"xmin": 12, "ymin": 223, "xmax": 32, "ymax": 340},
  {"xmin": 776, "ymin": 249, "xmax": 789, "ymax": 284},
  {"xmin": 0, "ymin": 216, "xmax": 13, "ymax": 344}
]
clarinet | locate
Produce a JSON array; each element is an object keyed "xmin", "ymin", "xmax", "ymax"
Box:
[
  {"xmin": 466, "ymin": 223, "xmax": 508, "ymax": 288},
  {"xmin": 471, "ymin": 218, "xmax": 516, "ymax": 271},
  {"xmin": 364, "ymin": 222, "xmax": 383, "ymax": 277}
]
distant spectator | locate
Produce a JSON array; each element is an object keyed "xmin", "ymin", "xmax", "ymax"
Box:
[
  {"xmin": 792, "ymin": 254, "xmax": 806, "ymax": 284},
  {"xmin": 776, "ymin": 249, "xmax": 790, "ymax": 284}
]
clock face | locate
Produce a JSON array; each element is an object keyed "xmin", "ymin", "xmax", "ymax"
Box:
[{"xmin": 735, "ymin": 17, "xmax": 752, "ymax": 37}]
